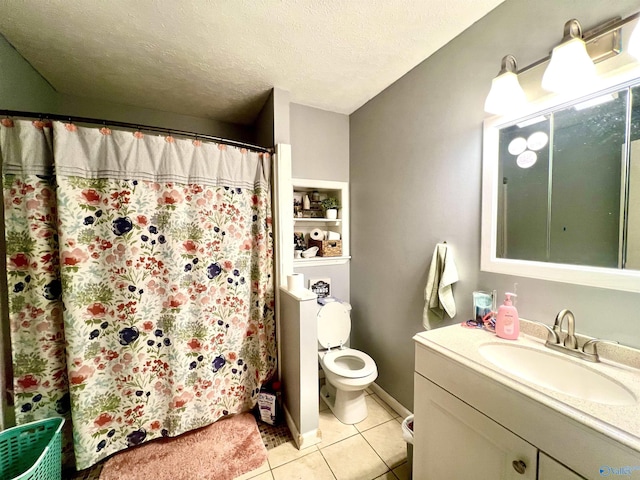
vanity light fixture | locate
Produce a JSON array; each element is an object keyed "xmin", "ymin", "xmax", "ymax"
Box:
[
  {"xmin": 541, "ymin": 19, "xmax": 597, "ymax": 94},
  {"xmin": 485, "ymin": 11, "xmax": 640, "ymax": 115},
  {"xmin": 484, "ymin": 54, "xmax": 527, "ymax": 115}
]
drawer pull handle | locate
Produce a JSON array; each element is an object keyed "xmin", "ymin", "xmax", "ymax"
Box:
[{"xmin": 512, "ymin": 460, "xmax": 527, "ymax": 474}]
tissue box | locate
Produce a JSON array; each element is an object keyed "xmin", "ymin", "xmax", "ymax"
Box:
[{"xmin": 308, "ymin": 239, "xmax": 342, "ymax": 257}]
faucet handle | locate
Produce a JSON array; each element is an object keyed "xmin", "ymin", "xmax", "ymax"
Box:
[
  {"xmin": 582, "ymin": 338, "xmax": 619, "ymax": 362},
  {"xmin": 535, "ymin": 322, "xmax": 560, "ymax": 345}
]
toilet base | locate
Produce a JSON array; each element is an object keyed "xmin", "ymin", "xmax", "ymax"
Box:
[{"xmin": 320, "ymin": 382, "xmax": 368, "ymax": 424}]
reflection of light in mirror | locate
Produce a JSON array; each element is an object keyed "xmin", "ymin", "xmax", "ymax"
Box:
[
  {"xmin": 574, "ymin": 93, "xmax": 617, "ymax": 111},
  {"xmin": 527, "ymin": 131, "xmax": 549, "ymax": 151},
  {"xmin": 516, "ymin": 150, "xmax": 537, "ymax": 168},
  {"xmin": 516, "ymin": 116, "xmax": 547, "ymax": 128},
  {"xmin": 508, "ymin": 137, "xmax": 527, "ymax": 155}
]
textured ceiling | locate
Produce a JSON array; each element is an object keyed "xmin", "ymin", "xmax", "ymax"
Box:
[{"xmin": 0, "ymin": 0, "xmax": 505, "ymax": 125}]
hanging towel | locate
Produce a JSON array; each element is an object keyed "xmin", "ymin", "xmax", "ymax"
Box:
[{"xmin": 423, "ymin": 243, "xmax": 459, "ymax": 330}]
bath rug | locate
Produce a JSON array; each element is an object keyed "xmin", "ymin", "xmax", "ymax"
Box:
[{"xmin": 98, "ymin": 413, "xmax": 267, "ymax": 480}]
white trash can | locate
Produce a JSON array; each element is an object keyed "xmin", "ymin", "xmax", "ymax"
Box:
[{"xmin": 401, "ymin": 415, "xmax": 414, "ymax": 478}]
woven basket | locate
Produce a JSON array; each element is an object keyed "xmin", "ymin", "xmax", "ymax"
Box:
[
  {"xmin": 0, "ymin": 417, "xmax": 65, "ymax": 480},
  {"xmin": 308, "ymin": 239, "xmax": 342, "ymax": 257}
]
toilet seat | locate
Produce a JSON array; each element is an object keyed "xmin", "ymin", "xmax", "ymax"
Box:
[
  {"xmin": 322, "ymin": 348, "xmax": 377, "ymax": 379},
  {"xmin": 317, "ymin": 302, "xmax": 351, "ymax": 348}
]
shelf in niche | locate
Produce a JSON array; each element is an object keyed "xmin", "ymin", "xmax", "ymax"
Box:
[
  {"xmin": 293, "ymin": 256, "xmax": 351, "ymax": 267},
  {"xmin": 293, "ymin": 217, "xmax": 342, "ymax": 223}
]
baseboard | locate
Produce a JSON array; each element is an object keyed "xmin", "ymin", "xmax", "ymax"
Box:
[
  {"xmin": 283, "ymin": 404, "xmax": 322, "ymax": 450},
  {"xmin": 370, "ymin": 382, "xmax": 412, "ymax": 419}
]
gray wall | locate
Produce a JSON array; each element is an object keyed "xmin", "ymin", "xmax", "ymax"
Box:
[
  {"xmin": 0, "ymin": 34, "xmax": 58, "ymax": 112},
  {"xmin": 291, "ymin": 103, "xmax": 350, "ymax": 301},
  {"xmin": 291, "ymin": 104, "xmax": 349, "ymax": 182},
  {"xmin": 349, "ymin": 0, "xmax": 640, "ymax": 411}
]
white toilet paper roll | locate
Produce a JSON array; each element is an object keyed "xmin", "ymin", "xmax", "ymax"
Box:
[
  {"xmin": 310, "ymin": 228, "xmax": 325, "ymax": 241},
  {"xmin": 287, "ymin": 273, "xmax": 304, "ymax": 291},
  {"xmin": 327, "ymin": 231, "xmax": 341, "ymax": 240}
]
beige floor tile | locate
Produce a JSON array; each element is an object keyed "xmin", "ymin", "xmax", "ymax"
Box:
[
  {"xmin": 362, "ymin": 420, "xmax": 407, "ymax": 469},
  {"xmin": 318, "ymin": 410, "xmax": 359, "ymax": 447},
  {"xmin": 272, "ymin": 451, "xmax": 335, "ymax": 480},
  {"xmin": 373, "ymin": 473, "xmax": 398, "ymax": 480},
  {"xmin": 233, "ymin": 459, "xmax": 270, "ymax": 479},
  {"xmin": 245, "ymin": 472, "xmax": 274, "ymax": 480},
  {"xmin": 267, "ymin": 440, "xmax": 318, "ymax": 469},
  {"xmin": 370, "ymin": 394, "xmax": 400, "ymax": 418},
  {"xmin": 320, "ymin": 435, "xmax": 389, "ymax": 480},
  {"xmin": 354, "ymin": 395, "xmax": 394, "ymax": 432},
  {"xmin": 392, "ymin": 462, "xmax": 411, "ymax": 480}
]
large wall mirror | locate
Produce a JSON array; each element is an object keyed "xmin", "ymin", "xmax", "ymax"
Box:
[{"xmin": 482, "ymin": 80, "xmax": 640, "ymax": 292}]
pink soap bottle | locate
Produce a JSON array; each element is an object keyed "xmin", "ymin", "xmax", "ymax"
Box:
[{"xmin": 495, "ymin": 292, "xmax": 519, "ymax": 340}]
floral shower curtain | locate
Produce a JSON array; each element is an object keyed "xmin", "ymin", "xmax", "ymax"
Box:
[{"xmin": 1, "ymin": 118, "xmax": 276, "ymax": 470}]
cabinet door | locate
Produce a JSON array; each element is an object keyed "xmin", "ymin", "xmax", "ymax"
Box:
[
  {"xmin": 538, "ymin": 452, "xmax": 585, "ymax": 480},
  {"xmin": 414, "ymin": 374, "xmax": 537, "ymax": 480}
]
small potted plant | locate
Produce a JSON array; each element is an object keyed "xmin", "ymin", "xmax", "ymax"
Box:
[{"xmin": 321, "ymin": 197, "xmax": 340, "ymax": 220}]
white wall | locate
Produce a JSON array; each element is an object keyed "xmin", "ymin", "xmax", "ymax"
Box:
[{"xmin": 349, "ymin": 0, "xmax": 640, "ymax": 410}]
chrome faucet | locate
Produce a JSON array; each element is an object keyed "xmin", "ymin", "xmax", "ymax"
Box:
[{"xmin": 554, "ymin": 309, "xmax": 578, "ymax": 349}]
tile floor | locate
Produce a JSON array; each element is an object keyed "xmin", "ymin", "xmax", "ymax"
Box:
[
  {"xmin": 234, "ymin": 388, "xmax": 411, "ymax": 480},
  {"xmin": 70, "ymin": 388, "xmax": 410, "ymax": 480}
]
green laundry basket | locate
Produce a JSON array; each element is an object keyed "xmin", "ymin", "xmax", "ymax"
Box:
[{"xmin": 0, "ymin": 417, "xmax": 65, "ymax": 480}]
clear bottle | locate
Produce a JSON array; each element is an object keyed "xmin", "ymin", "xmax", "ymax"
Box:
[{"xmin": 495, "ymin": 292, "xmax": 519, "ymax": 340}]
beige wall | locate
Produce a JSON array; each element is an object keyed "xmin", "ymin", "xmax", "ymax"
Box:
[{"xmin": 349, "ymin": 0, "xmax": 640, "ymax": 410}]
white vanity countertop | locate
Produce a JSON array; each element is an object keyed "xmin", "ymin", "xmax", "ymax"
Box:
[{"xmin": 414, "ymin": 321, "xmax": 640, "ymax": 453}]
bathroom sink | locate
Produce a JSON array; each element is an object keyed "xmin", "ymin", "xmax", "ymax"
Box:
[{"xmin": 479, "ymin": 343, "xmax": 637, "ymax": 406}]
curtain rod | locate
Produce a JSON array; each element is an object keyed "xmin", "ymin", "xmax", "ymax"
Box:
[{"xmin": 0, "ymin": 109, "xmax": 273, "ymax": 154}]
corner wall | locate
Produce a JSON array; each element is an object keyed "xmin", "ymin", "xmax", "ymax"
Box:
[
  {"xmin": 0, "ymin": 34, "xmax": 254, "ymax": 143},
  {"xmin": 349, "ymin": 0, "xmax": 640, "ymax": 410},
  {"xmin": 290, "ymin": 103, "xmax": 350, "ymax": 300}
]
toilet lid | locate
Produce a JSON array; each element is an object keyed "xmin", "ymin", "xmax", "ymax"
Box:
[
  {"xmin": 322, "ymin": 348, "xmax": 377, "ymax": 378},
  {"xmin": 317, "ymin": 302, "xmax": 351, "ymax": 349}
]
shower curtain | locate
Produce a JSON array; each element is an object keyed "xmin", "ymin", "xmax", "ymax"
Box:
[{"xmin": 1, "ymin": 118, "xmax": 276, "ymax": 469}]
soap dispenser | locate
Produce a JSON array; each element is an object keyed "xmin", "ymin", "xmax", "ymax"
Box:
[{"xmin": 495, "ymin": 292, "xmax": 519, "ymax": 340}]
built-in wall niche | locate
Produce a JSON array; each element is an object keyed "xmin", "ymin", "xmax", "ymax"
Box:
[{"xmin": 292, "ymin": 179, "xmax": 349, "ymax": 267}]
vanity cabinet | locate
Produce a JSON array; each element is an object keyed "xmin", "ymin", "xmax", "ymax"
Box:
[
  {"xmin": 413, "ymin": 330, "xmax": 635, "ymax": 480},
  {"xmin": 538, "ymin": 453, "xmax": 585, "ymax": 480},
  {"xmin": 414, "ymin": 374, "xmax": 537, "ymax": 479},
  {"xmin": 414, "ymin": 374, "xmax": 584, "ymax": 479}
]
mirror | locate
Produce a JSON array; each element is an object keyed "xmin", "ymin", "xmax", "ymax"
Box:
[{"xmin": 482, "ymin": 82, "xmax": 640, "ymax": 292}]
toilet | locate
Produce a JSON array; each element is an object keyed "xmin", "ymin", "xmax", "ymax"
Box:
[{"xmin": 317, "ymin": 299, "xmax": 378, "ymax": 424}]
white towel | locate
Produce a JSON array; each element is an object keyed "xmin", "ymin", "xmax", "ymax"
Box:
[{"xmin": 423, "ymin": 243, "xmax": 459, "ymax": 329}]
